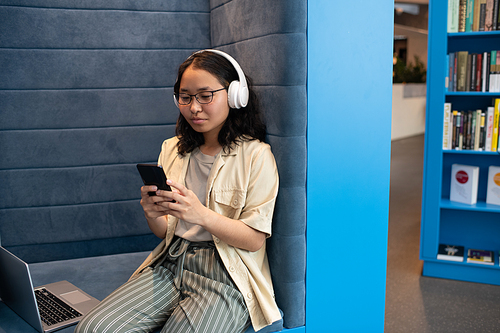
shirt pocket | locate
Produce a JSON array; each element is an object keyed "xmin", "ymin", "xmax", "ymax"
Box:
[{"xmin": 213, "ymin": 189, "xmax": 246, "ymax": 219}]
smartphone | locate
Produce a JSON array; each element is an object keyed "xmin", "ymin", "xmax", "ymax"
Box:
[{"xmin": 136, "ymin": 163, "xmax": 172, "ymax": 196}]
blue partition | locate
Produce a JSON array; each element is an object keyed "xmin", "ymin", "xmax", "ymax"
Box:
[{"xmin": 307, "ymin": 1, "xmax": 393, "ymax": 331}]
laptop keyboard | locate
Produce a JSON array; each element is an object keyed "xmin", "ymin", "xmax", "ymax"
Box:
[{"xmin": 35, "ymin": 288, "xmax": 82, "ymax": 326}]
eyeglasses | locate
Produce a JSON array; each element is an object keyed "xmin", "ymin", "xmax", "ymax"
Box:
[{"xmin": 175, "ymin": 88, "xmax": 226, "ymax": 105}]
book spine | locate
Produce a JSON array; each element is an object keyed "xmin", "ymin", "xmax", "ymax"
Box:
[
  {"xmin": 496, "ymin": 99, "xmax": 500, "ymax": 152},
  {"xmin": 491, "ymin": 102, "xmax": 499, "ymax": 151},
  {"xmin": 457, "ymin": 51, "xmax": 469, "ymax": 91},
  {"xmin": 490, "ymin": 51, "xmax": 497, "ymax": 92},
  {"xmin": 455, "ymin": 111, "xmax": 462, "ymax": 149},
  {"xmin": 470, "ymin": 53, "xmax": 477, "ymax": 91},
  {"xmin": 460, "ymin": 0, "xmax": 468, "ymax": 31},
  {"xmin": 486, "ymin": 106, "xmax": 494, "ymax": 151},
  {"xmin": 485, "ymin": 51, "xmax": 491, "ymax": 91},
  {"xmin": 459, "ymin": 111, "xmax": 464, "ymax": 149},
  {"xmin": 497, "ymin": 52, "xmax": 500, "ymax": 92},
  {"xmin": 485, "ymin": 0, "xmax": 494, "ymax": 31},
  {"xmin": 473, "ymin": 0, "xmax": 481, "ymax": 31},
  {"xmin": 443, "ymin": 103, "xmax": 453, "ymax": 149},
  {"xmin": 449, "ymin": 0, "xmax": 460, "ymax": 32},
  {"xmin": 479, "ymin": 112, "xmax": 486, "ymax": 150},
  {"xmin": 466, "ymin": 0, "xmax": 475, "ymax": 32},
  {"xmin": 452, "ymin": 110, "xmax": 458, "ymax": 149},
  {"xmin": 474, "ymin": 109, "xmax": 481, "ymax": 150},
  {"xmin": 479, "ymin": 0, "xmax": 487, "ymax": 30},
  {"xmin": 494, "ymin": 0, "xmax": 500, "ymax": 30},
  {"xmin": 476, "ymin": 53, "xmax": 482, "ymax": 91},
  {"xmin": 466, "ymin": 54, "xmax": 472, "ymax": 91}
]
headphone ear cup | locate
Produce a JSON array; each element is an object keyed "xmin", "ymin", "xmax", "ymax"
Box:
[
  {"xmin": 173, "ymin": 94, "xmax": 179, "ymax": 108},
  {"xmin": 227, "ymin": 80, "xmax": 240, "ymax": 109}
]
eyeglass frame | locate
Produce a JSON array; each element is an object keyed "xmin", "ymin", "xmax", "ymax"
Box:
[{"xmin": 174, "ymin": 88, "xmax": 226, "ymax": 105}]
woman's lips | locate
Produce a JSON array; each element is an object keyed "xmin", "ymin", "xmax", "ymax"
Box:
[{"xmin": 191, "ymin": 118, "xmax": 206, "ymax": 124}]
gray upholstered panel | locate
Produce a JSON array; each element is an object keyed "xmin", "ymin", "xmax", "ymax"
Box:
[
  {"xmin": 0, "ymin": 2, "xmax": 210, "ymax": 262},
  {"xmin": 0, "ymin": 50, "xmax": 192, "ymax": 89},
  {"xmin": 0, "ymin": 89, "xmax": 178, "ymax": 130},
  {"xmin": 0, "ymin": 0, "xmax": 209, "ymax": 11},
  {"xmin": 0, "ymin": 126, "xmax": 174, "ymax": 169},
  {"xmin": 0, "ymin": 6, "xmax": 209, "ymax": 49},
  {"xmin": 210, "ymin": 0, "xmax": 307, "ymax": 329}
]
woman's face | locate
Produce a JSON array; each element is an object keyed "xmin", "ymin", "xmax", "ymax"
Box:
[{"xmin": 178, "ymin": 65, "xmax": 230, "ymax": 140}]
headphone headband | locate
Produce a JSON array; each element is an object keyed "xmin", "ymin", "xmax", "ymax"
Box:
[{"xmin": 173, "ymin": 49, "xmax": 249, "ymax": 109}]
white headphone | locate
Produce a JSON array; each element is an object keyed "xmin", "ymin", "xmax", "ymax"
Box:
[{"xmin": 173, "ymin": 49, "xmax": 249, "ymax": 109}]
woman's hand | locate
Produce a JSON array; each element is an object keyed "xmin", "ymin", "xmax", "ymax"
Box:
[
  {"xmin": 164, "ymin": 180, "xmax": 266, "ymax": 252},
  {"xmin": 156, "ymin": 180, "xmax": 208, "ymax": 224},
  {"xmin": 139, "ymin": 185, "xmax": 173, "ymax": 238}
]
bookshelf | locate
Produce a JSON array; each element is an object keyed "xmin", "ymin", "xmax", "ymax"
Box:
[{"xmin": 421, "ymin": 1, "xmax": 500, "ymax": 285}]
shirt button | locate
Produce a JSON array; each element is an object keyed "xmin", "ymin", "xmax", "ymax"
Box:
[
  {"xmin": 233, "ymin": 199, "xmax": 238, "ymax": 206},
  {"xmin": 246, "ymin": 292, "xmax": 253, "ymax": 300},
  {"xmin": 214, "ymin": 237, "xmax": 220, "ymax": 243},
  {"xmin": 229, "ymin": 266, "xmax": 235, "ymax": 272}
]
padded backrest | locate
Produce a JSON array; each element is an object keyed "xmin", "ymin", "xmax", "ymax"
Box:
[
  {"xmin": 210, "ymin": 0, "xmax": 307, "ymax": 328},
  {"xmin": 0, "ymin": 1, "xmax": 211, "ymax": 261},
  {"xmin": 0, "ymin": 0, "xmax": 306, "ymax": 329}
]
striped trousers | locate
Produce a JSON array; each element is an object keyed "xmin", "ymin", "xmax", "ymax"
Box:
[{"xmin": 75, "ymin": 238, "xmax": 250, "ymax": 333}]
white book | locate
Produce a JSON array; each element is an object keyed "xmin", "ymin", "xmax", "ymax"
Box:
[
  {"xmin": 443, "ymin": 103, "xmax": 452, "ymax": 150},
  {"xmin": 486, "ymin": 166, "xmax": 500, "ymax": 206},
  {"xmin": 482, "ymin": 51, "xmax": 488, "ymax": 92},
  {"xmin": 448, "ymin": 0, "xmax": 459, "ymax": 32},
  {"xmin": 450, "ymin": 164, "xmax": 479, "ymax": 205}
]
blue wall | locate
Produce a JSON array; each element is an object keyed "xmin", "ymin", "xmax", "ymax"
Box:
[{"xmin": 307, "ymin": 1, "xmax": 394, "ymax": 331}]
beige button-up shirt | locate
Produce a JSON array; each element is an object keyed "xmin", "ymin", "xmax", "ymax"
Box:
[{"xmin": 131, "ymin": 136, "xmax": 281, "ymax": 331}]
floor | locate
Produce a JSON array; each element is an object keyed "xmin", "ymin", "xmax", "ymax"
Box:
[{"xmin": 384, "ymin": 134, "xmax": 500, "ymax": 333}]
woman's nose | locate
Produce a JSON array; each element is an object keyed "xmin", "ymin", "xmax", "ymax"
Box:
[{"xmin": 190, "ymin": 98, "xmax": 202, "ymax": 114}]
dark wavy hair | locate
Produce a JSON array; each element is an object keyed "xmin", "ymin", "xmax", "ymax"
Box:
[{"xmin": 174, "ymin": 51, "xmax": 267, "ymax": 156}]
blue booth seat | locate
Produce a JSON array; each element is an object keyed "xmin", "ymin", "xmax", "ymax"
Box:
[{"xmin": 0, "ymin": 0, "xmax": 306, "ymax": 331}]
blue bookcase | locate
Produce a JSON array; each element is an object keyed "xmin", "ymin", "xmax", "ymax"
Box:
[{"xmin": 421, "ymin": 1, "xmax": 500, "ymax": 285}]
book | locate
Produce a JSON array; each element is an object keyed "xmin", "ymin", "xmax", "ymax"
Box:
[
  {"xmin": 491, "ymin": 99, "xmax": 500, "ymax": 151},
  {"xmin": 479, "ymin": 0, "xmax": 487, "ymax": 30},
  {"xmin": 467, "ymin": 249, "xmax": 494, "ymax": 265},
  {"xmin": 485, "ymin": 106, "xmax": 494, "ymax": 151},
  {"xmin": 473, "ymin": 0, "xmax": 481, "ymax": 31},
  {"xmin": 443, "ymin": 103, "xmax": 453, "ymax": 149},
  {"xmin": 450, "ymin": 164, "xmax": 479, "ymax": 205},
  {"xmin": 459, "ymin": 0, "xmax": 468, "ymax": 31},
  {"xmin": 490, "ymin": 51, "xmax": 498, "ymax": 93},
  {"xmin": 485, "ymin": 0, "xmax": 494, "ymax": 31},
  {"xmin": 493, "ymin": 0, "xmax": 500, "ymax": 30},
  {"xmin": 449, "ymin": 0, "xmax": 460, "ymax": 32},
  {"xmin": 475, "ymin": 53, "xmax": 482, "ymax": 91},
  {"xmin": 465, "ymin": 0, "xmax": 475, "ymax": 32},
  {"xmin": 474, "ymin": 109, "xmax": 481, "ymax": 150},
  {"xmin": 457, "ymin": 51, "xmax": 469, "ymax": 91},
  {"xmin": 437, "ymin": 244, "xmax": 465, "ymax": 262},
  {"xmin": 479, "ymin": 112, "xmax": 486, "ymax": 150},
  {"xmin": 483, "ymin": 51, "xmax": 490, "ymax": 92},
  {"xmin": 486, "ymin": 165, "xmax": 500, "ymax": 205}
]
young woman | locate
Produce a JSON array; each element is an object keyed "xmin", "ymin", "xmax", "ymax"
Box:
[{"xmin": 75, "ymin": 50, "xmax": 281, "ymax": 333}]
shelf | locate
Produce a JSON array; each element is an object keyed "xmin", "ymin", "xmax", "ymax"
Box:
[
  {"xmin": 441, "ymin": 199, "xmax": 500, "ymax": 213},
  {"xmin": 443, "ymin": 149, "xmax": 500, "ymax": 155},
  {"xmin": 445, "ymin": 92, "xmax": 500, "ymax": 97},
  {"xmin": 448, "ymin": 31, "xmax": 500, "ymax": 38},
  {"xmin": 422, "ymin": 258, "xmax": 500, "ymax": 286},
  {"xmin": 425, "ymin": 257, "xmax": 500, "ymax": 269}
]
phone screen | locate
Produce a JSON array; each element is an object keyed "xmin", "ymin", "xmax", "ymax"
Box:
[{"xmin": 136, "ymin": 164, "xmax": 172, "ymax": 196}]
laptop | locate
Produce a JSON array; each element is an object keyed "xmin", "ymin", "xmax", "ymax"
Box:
[{"xmin": 0, "ymin": 245, "xmax": 100, "ymax": 332}]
